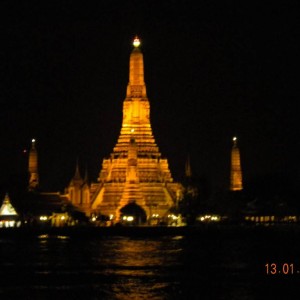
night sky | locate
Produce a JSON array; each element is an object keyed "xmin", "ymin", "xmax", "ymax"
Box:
[{"xmin": 0, "ymin": 1, "xmax": 298, "ymax": 196}]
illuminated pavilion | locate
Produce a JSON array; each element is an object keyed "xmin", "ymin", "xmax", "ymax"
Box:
[
  {"xmin": 0, "ymin": 193, "xmax": 19, "ymax": 228},
  {"xmin": 67, "ymin": 37, "xmax": 183, "ymax": 223}
]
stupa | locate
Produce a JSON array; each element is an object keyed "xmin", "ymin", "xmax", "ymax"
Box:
[
  {"xmin": 28, "ymin": 139, "xmax": 39, "ymax": 191},
  {"xmin": 230, "ymin": 137, "xmax": 243, "ymax": 191},
  {"xmin": 84, "ymin": 37, "xmax": 183, "ymax": 222}
]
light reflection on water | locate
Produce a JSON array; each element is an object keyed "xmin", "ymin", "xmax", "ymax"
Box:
[{"xmin": 0, "ymin": 229, "xmax": 299, "ymax": 299}]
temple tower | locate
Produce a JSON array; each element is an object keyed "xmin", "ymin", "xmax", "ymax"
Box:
[
  {"xmin": 230, "ymin": 137, "xmax": 243, "ymax": 191},
  {"xmin": 28, "ymin": 139, "xmax": 39, "ymax": 191},
  {"xmin": 68, "ymin": 161, "xmax": 84, "ymax": 206},
  {"xmin": 91, "ymin": 37, "xmax": 182, "ymax": 222},
  {"xmin": 183, "ymin": 155, "xmax": 198, "ymax": 199},
  {"xmin": 67, "ymin": 161, "xmax": 90, "ymax": 211},
  {"xmin": 185, "ymin": 155, "xmax": 192, "ymax": 179}
]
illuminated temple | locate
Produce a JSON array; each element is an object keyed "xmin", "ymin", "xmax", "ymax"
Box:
[
  {"xmin": 66, "ymin": 37, "xmax": 183, "ymax": 223},
  {"xmin": 230, "ymin": 137, "xmax": 243, "ymax": 191}
]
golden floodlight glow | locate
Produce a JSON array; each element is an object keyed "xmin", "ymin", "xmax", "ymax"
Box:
[
  {"xmin": 230, "ymin": 135, "xmax": 243, "ymax": 191},
  {"xmin": 88, "ymin": 36, "xmax": 182, "ymax": 222},
  {"xmin": 133, "ymin": 36, "xmax": 140, "ymax": 47}
]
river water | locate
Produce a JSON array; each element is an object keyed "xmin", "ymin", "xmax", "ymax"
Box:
[{"xmin": 0, "ymin": 226, "xmax": 299, "ymax": 299}]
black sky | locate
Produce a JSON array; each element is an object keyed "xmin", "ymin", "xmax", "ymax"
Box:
[{"xmin": 0, "ymin": 1, "xmax": 298, "ymax": 194}]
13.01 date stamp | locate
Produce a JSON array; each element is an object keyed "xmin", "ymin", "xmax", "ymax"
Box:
[{"xmin": 265, "ymin": 263, "xmax": 298, "ymax": 275}]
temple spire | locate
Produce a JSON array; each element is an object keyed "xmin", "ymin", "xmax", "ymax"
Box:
[
  {"xmin": 28, "ymin": 138, "xmax": 39, "ymax": 191},
  {"xmin": 117, "ymin": 36, "xmax": 153, "ymax": 153},
  {"xmin": 72, "ymin": 158, "xmax": 83, "ymax": 181},
  {"xmin": 230, "ymin": 137, "xmax": 243, "ymax": 191},
  {"xmin": 185, "ymin": 155, "xmax": 192, "ymax": 178},
  {"xmin": 84, "ymin": 165, "xmax": 89, "ymax": 183},
  {"xmin": 91, "ymin": 37, "xmax": 182, "ymax": 221},
  {"xmin": 68, "ymin": 159, "xmax": 84, "ymax": 206},
  {"xmin": 126, "ymin": 36, "xmax": 147, "ymax": 98}
]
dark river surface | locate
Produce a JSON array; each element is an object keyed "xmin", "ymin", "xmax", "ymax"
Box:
[{"xmin": 1, "ymin": 225, "xmax": 300, "ymax": 299}]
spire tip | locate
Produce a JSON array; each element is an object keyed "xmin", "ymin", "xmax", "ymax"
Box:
[{"xmin": 133, "ymin": 36, "xmax": 140, "ymax": 47}]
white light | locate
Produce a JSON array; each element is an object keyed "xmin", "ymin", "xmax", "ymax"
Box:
[
  {"xmin": 168, "ymin": 214, "xmax": 178, "ymax": 220},
  {"xmin": 109, "ymin": 214, "xmax": 114, "ymax": 220},
  {"xmin": 127, "ymin": 216, "xmax": 134, "ymax": 222},
  {"xmin": 233, "ymin": 137, "xmax": 237, "ymax": 141},
  {"xmin": 38, "ymin": 234, "xmax": 49, "ymax": 239},
  {"xmin": 91, "ymin": 217, "xmax": 96, "ymax": 222},
  {"xmin": 131, "ymin": 129, "xmax": 135, "ymax": 133},
  {"xmin": 57, "ymin": 235, "xmax": 68, "ymax": 240},
  {"xmin": 199, "ymin": 215, "xmax": 220, "ymax": 222},
  {"xmin": 39, "ymin": 216, "xmax": 48, "ymax": 221},
  {"xmin": 32, "ymin": 138, "xmax": 36, "ymax": 143},
  {"xmin": 1, "ymin": 207, "xmax": 17, "ymax": 216},
  {"xmin": 133, "ymin": 37, "xmax": 140, "ymax": 47}
]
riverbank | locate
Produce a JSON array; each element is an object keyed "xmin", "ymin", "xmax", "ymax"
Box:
[{"xmin": 1, "ymin": 223, "xmax": 300, "ymax": 239}]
